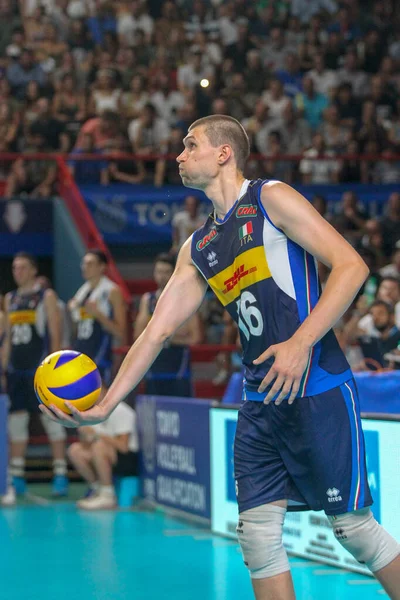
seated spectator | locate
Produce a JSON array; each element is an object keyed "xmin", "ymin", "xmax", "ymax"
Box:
[
  {"xmin": 261, "ymin": 78, "xmax": 291, "ymax": 120},
  {"xmin": 117, "ymin": 0, "xmax": 154, "ymax": 46},
  {"xmin": 6, "ymin": 48, "xmax": 46, "ymax": 100},
  {"xmin": 66, "ymin": 18, "xmax": 95, "ymax": 67},
  {"xmin": 339, "ymin": 140, "xmax": 363, "ymax": 183},
  {"xmin": 359, "ymin": 29, "xmax": 386, "ymax": 75},
  {"xmin": 379, "ymin": 192, "xmax": 400, "ymax": 251},
  {"xmin": 52, "ymin": 73, "xmax": 87, "ymax": 140},
  {"xmin": 311, "ymin": 194, "xmax": 329, "ymax": 218},
  {"xmin": 88, "ymin": 69, "xmax": 122, "ymax": 117},
  {"xmin": 380, "ymin": 246, "xmax": 400, "ymax": 279},
  {"xmin": 221, "ymin": 72, "xmax": 253, "ymax": 122},
  {"xmin": 128, "ymin": 103, "xmax": 170, "ymax": 187},
  {"xmin": 334, "ymin": 82, "xmax": 361, "ymax": 131},
  {"xmin": 242, "ymin": 100, "xmax": 282, "ymax": 155},
  {"xmin": 351, "ymin": 277, "xmax": 400, "ymax": 337},
  {"xmin": 372, "ymin": 146, "xmax": 400, "ymax": 184},
  {"xmin": 260, "ymin": 26, "xmax": 289, "ymax": 72},
  {"xmin": 323, "ymin": 31, "xmax": 344, "ymax": 70},
  {"xmin": 68, "ymin": 133, "xmax": 108, "ymax": 185},
  {"xmin": 330, "ymin": 190, "xmax": 367, "ymax": 243},
  {"xmin": 260, "ymin": 130, "xmax": 292, "ymax": 183},
  {"xmin": 5, "ymin": 131, "xmax": 57, "ymax": 198},
  {"xmin": 337, "ymin": 50, "xmax": 369, "ymax": 98},
  {"xmin": 275, "ymin": 52, "xmax": 303, "ymax": 98},
  {"xmin": 225, "ymin": 19, "xmax": 255, "ymax": 72},
  {"xmin": 120, "ymin": 74, "xmax": 149, "ymax": 122},
  {"xmin": 367, "ymin": 74, "xmax": 397, "ymax": 127},
  {"xmin": 242, "ymin": 50, "xmax": 266, "ymax": 98},
  {"xmin": 68, "ymin": 401, "xmax": 139, "ymax": 510},
  {"xmin": 29, "ymin": 97, "xmax": 68, "ymax": 151},
  {"xmin": 308, "ymin": 53, "xmax": 338, "ymax": 98},
  {"xmin": 177, "ymin": 47, "xmax": 215, "ymax": 93},
  {"xmin": 75, "ymin": 110, "xmax": 121, "ymax": 151},
  {"xmin": 357, "ymin": 100, "xmax": 387, "ymax": 151},
  {"xmin": 349, "ymin": 300, "xmax": 400, "ymax": 371},
  {"xmin": 279, "ymin": 102, "xmax": 312, "ymax": 156},
  {"xmin": 290, "ymin": 0, "xmax": 338, "ymax": 24},
  {"xmin": 360, "ymin": 219, "xmax": 388, "ymax": 270},
  {"xmin": 103, "ymin": 134, "xmax": 145, "ymax": 185},
  {"xmin": 318, "ymin": 105, "xmax": 351, "ymax": 154},
  {"xmin": 31, "ymin": 23, "xmax": 67, "ymax": 64},
  {"xmin": 295, "ymin": 76, "xmax": 329, "ymax": 131},
  {"xmin": 388, "ymin": 98, "xmax": 400, "ymax": 150},
  {"xmin": 171, "ymin": 195, "xmax": 206, "ymax": 255},
  {"xmin": 150, "ymin": 73, "xmax": 185, "ymax": 126},
  {"xmin": 299, "ymin": 133, "xmax": 340, "ymax": 184},
  {"xmin": 0, "ymin": 102, "xmax": 18, "ymax": 151}
]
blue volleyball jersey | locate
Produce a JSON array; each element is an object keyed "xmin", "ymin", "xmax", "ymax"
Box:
[
  {"xmin": 8, "ymin": 288, "xmax": 49, "ymax": 373},
  {"xmin": 191, "ymin": 179, "xmax": 352, "ymax": 398},
  {"xmin": 72, "ymin": 277, "xmax": 114, "ymax": 371}
]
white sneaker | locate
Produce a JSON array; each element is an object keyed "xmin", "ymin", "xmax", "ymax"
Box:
[
  {"xmin": 77, "ymin": 491, "xmax": 117, "ymax": 511},
  {"xmin": 1, "ymin": 485, "xmax": 17, "ymax": 507}
]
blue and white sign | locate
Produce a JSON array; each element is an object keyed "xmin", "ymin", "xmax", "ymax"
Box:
[
  {"xmin": 137, "ymin": 395, "xmax": 212, "ymax": 520},
  {"xmin": 80, "ymin": 183, "xmax": 399, "ymax": 246},
  {"xmin": 210, "ymin": 408, "xmax": 400, "ymax": 574}
]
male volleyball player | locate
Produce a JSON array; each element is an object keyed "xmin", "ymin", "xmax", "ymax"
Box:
[
  {"xmin": 68, "ymin": 249, "xmax": 127, "ymax": 389},
  {"xmin": 2, "ymin": 252, "xmax": 68, "ymax": 504},
  {"xmin": 41, "ymin": 116, "xmax": 400, "ymax": 600}
]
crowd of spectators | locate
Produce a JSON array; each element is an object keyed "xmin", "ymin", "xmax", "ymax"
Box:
[{"xmin": 0, "ymin": 0, "xmax": 399, "ymax": 189}]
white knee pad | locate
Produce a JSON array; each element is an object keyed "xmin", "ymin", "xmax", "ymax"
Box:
[
  {"xmin": 8, "ymin": 412, "xmax": 30, "ymax": 442},
  {"xmin": 237, "ymin": 504, "xmax": 290, "ymax": 580},
  {"xmin": 40, "ymin": 414, "xmax": 66, "ymax": 442},
  {"xmin": 329, "ymin": 508, "xmax": 400, "ymax": 573}
]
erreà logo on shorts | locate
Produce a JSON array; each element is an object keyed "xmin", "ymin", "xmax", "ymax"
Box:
[
  {"xmin": 196, "ymin": 228, "xmax": 218, "ymax": 250},
  {"xmin": 236, "ymin": 204, "xmax": 257, "ymax": 218},
  {"xmin": 326, "ymin": 487, "xmax": 342, "ymax": 502}
]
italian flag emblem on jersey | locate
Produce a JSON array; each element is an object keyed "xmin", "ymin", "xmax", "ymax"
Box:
[{"xmin": 239, "ymin": 221, "xmax": 253, "ymax": 239}]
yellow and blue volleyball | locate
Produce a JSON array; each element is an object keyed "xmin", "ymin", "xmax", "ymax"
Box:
[{"xmin": 34, "ymin": 350, "xmax": 102, "ymax": 414}]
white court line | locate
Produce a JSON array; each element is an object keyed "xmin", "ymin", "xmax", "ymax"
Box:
[
  {"xmin": 347, "ymin": 580, "xmax": 382, "ymax": 586},
  {"xmin": 163, "ymin": 529, "xmax": 207, "ymax": 537},
  {"xmin": 25, "ymin": 493, "xmax": 51, "ymax": 506},
  {"xmin": 313, "ymin": 569, "xmax": 348, "ymax": 575}
]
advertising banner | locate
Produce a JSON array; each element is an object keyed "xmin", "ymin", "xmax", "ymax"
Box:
[
  {"xmin": 80, "ymin": 183, "xmax": 399, "ymax": 246},
  {"xmin": 137, "ymin": 395, "xmax": 212, "ymax": 521},
  {"xmin": 210, "ymin": 408, "xmax": 400, "ymax": 574}
]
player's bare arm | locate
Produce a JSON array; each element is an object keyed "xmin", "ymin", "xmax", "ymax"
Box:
[
  {"xmin": 39, "ymin": 237, "xmax": 208, "ymax": 427},
  {"xmin": 255, "ymin": 181, "xmax": 369, "ymax": 404},
  {"xmin": 44, "ymin": 289, "xmax": 62, "ymax": 353}
]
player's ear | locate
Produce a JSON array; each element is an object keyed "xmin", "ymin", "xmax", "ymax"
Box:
[{"xmin": 217, "ymin": 144, "xmax": 233, "ymax": 166}]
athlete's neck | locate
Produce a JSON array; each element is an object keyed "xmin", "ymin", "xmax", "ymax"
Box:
[
  {"xmin": 88, "ymin": 276, "xmax": 103, "ymax": 289},
  {"xmin": 204, "ymin": 173, "xmax": 246, "ymax": 221},
  {"xmin": 18, "ymin": 281, "xmax": 38, "ymax": 294}
]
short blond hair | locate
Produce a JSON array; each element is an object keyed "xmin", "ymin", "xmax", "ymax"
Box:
[{"xmin": 189, "ymin": 115, "xmax": 250, "ymax": 172}]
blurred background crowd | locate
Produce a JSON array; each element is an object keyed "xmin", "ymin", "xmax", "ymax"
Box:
[{"xmin": 0, "ymin": 0, "xmax": 399, "ymax": 187}]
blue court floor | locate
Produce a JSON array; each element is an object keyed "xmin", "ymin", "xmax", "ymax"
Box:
[{"xmin": 0, "ymin": 500, "xmax": 387, "ymax": 600}]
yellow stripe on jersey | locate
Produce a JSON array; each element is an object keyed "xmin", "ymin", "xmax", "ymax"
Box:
[
  {"xmin": 208, "ymin": 246, "xmax": 271, "ymax": 306},
  {"xmin": 9, "ymin": 310, "xmax": 36, "ymax": 325},
  {"xmin": 79, "ymin": 307, "xmax": 92, "ymax": 320}
]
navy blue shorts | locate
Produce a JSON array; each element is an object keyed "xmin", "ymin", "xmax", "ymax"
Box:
[
  {"xmin": 234, "ymin": 378, "xmax": 373, "ymax": 516},
  {"xmin": 7, "ymin": 371, "xmax": 38, "ymax": 413}
]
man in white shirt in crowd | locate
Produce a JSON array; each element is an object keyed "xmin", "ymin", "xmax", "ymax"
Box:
[
  {"xmin": 67, "ymin": 401, "xmax": 138, "ymax": 510},
  {"xmin": 171, "ymin": 195, "xmax": 206, "ymax": 255}
]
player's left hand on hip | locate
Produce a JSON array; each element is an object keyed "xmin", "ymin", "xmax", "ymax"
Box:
[{"xmin": 253, "ymin": 339, "xmax": 311, "ymax": 405}]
